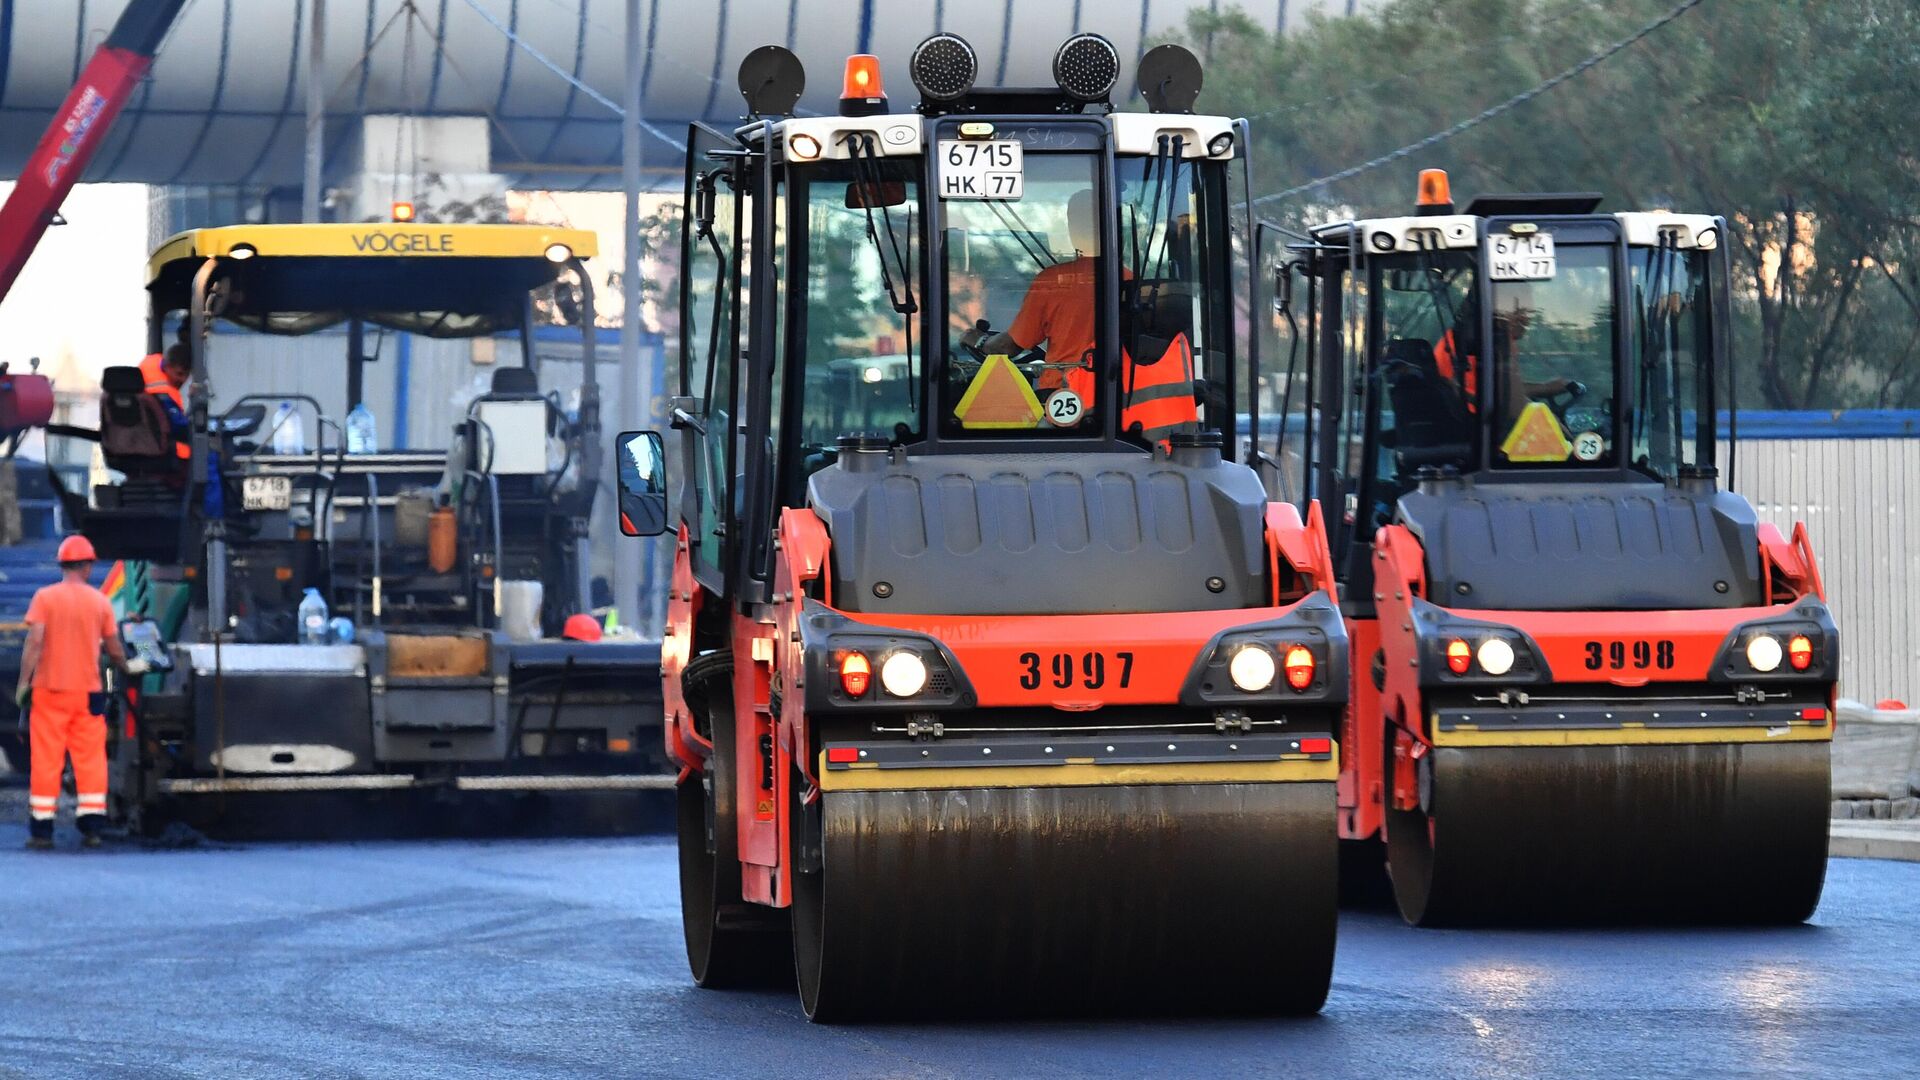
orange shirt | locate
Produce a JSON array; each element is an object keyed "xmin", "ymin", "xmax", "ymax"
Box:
[
  {"xmin": 25, "ymin": 580, "xmax": 117, "ymax": 692},
  {"xmin": 1008, "ymin": 258, "xmax": 1103, "ymax": 400}
]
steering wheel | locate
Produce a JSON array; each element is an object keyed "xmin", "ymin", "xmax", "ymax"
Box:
[
  {"xmin": 1544, "ymin": 379, "xmax": 1588, "ymax": 413},
  {"xmin": 961, "ymin": 319, "xmax": 994, "ymax": 362}
]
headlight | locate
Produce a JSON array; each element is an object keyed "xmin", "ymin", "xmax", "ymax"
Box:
[
  {"xmin": 879, "ymin": 651, "xmax": 930, "ymax": 697},
  {"xmin": 1745, "ymin": 633, "xmax": 1783, "ymax": 673},
  {"xmin": 1445, "ymin": 638, "xmax": 1472, "ymax": 675},
  {"xmin": 1229, "ymin": 645, "xmax": 1277, "ymax": 693},
  {"xmin": 1476, "ymin": 638, "xmax": 1515, "ymax": 676}
]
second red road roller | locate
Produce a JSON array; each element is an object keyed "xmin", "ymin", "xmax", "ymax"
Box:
[
  {"xmin": 617, "ymin": 37, "xmax": 1346, "ymax": 1017},
  {"xmin": 1270, "ymin": 170, "xmax": 1836, "ymax": 925}
]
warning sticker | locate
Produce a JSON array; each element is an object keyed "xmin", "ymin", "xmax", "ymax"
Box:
[
  {"xmin": 1571, "ymin": 430, "xmax": 1605, "ymax": 461},
  {"xmin": 953, "ymin": 354, "xmax": 1043, "ymax": 429},
  {"xmin": 1499, "ymin": 401, "xmax": 1573, "ymax": 462}
]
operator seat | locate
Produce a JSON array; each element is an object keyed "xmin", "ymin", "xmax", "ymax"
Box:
[
  {"xmin": 98, "ymin": 366, "xmax": 182, "ymax": 484},
  {"xmin": 1381, "ymin": 338, "xmax": 1472, "ymax": 476}
]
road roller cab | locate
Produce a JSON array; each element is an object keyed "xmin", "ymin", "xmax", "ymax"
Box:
[
  {"xmin": 617, "ymin": 37, "xmax": 1347, "ymax": 1018},
  {"xmin": 1287, "ymin": 171, "xmax": 1837, "ymax": 925}
]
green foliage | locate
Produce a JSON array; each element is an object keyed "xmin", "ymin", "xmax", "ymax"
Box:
[{"xmin": 1191, "ymin": 0, "xmax": 1920, "ymax": 408}]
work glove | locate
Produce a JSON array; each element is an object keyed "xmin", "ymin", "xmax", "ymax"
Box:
[
  {"xmin": 125, "ymin": 658, "xmax": 152, "ymax": 676},
  {"xmin": 13, "ymin": 685, "xmax": 29, "ymax": 710}
]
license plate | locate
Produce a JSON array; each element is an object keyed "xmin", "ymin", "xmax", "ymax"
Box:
[
  {"xmin": 938, "ymin": 139, "xmax": 1023, "ymax": 200},
  {"xmin": 1489, "ymin": 232, "xmax": 1556, "ymax": 280},
  {"xmin": 242, "ymin": 475, "xmax": 291, "ymax": 511}
]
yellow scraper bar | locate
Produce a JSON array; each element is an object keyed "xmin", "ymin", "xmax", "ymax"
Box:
[
  {"xmin": 817, "ymin": 753, "xmax": 1338, "ymax": 792},
  {"xmin": 1432, "ymin": 722, "xmax": 1832, "ymax": 749}
]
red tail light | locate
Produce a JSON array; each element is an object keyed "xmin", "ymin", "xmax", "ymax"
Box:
[
  {"xmin": 1787, "ymin": 635, "xmax": 1813, "ymax": 671},
  {"xmin": 839, "ymin": 651, "xmax": 872, "ymax": 697},
  {"xmin": 1445, "ymin": 638, "xmax": 1471, "ymax": 674},
  {"xmin": 1298, "ymin": 736, "xmax": 1333, "ymax": 755},
  {"xmin": 826, "ymin": 746, "xmax": 860, "ymax": 764},
  {"xmin": 1283, "ymin": 644, "xmax": 1316, "ymax": 691}
]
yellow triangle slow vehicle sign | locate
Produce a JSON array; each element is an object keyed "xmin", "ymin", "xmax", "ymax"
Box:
[
  {"xmin": 1499, "ymin": 401, "xmax": 1573, "ymax": 462},
  {"xmin": 953, "ymin": 354, "xmax": 1044, "ymax": 429}
]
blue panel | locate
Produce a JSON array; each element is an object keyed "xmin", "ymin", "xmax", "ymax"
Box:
[
  {"xmin": 1719, "ymin": 410, "xmax": 1920, "ymax": 440},
  {"xmin": 0, "ymin": 0, "xmax": 15, "ymax": 108}
]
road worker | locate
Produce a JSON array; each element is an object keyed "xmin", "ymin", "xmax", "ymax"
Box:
[
  {"xmin": 16, "ymin": 534, "xmax": 146, "ymax": 850},
  {"xmin": 965, "ymin": 188, "xmax": 1199, "ymax": 447}
]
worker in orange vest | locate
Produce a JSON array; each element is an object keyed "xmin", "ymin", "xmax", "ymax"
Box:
[
  {"xmin": 16, "ymin": 535, "xmax": 147, "ymax": 850},
  {"xmin": 138, "ymin": 343, "xmax": 193, "ymax": 460},
  {"xmin": 966, "ymin": 188, "xmax": 1199, "ymax": 447}
]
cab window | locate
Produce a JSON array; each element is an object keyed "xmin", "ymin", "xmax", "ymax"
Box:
[
  {"xmin": 939, "ymin": 153, "xmax": 1105, "ymax": 437},
  {"xmin": 1490, "ymin": 244, "xmax": 1617, "ymax": 469}
]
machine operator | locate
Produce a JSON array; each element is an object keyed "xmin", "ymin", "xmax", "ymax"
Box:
[{"xmin": 963, "ymin": 188, "xmax": 1199, "ymax": 447}]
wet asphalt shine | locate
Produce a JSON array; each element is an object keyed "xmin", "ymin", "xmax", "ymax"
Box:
[{"xmin": 1, "ymin": 789, "xmax": 1916, "ymax": 1079}]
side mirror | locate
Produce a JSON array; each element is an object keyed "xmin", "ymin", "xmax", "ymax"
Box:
[
  {"xmin": 1272, "ymin": 261, "xmax": 1294, "ymax": 315},
  {"xmin": 615, "ymin": 430, "xmax": 669, "ymax": 537}
]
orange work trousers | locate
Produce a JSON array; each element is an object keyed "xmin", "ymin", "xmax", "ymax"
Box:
[{"xmin": 28, "ymin": 689, "xmax": 107, "ymax": 822}]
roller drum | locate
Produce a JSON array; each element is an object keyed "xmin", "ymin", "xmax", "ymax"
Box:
[
  {"xmin": 1388, "ymin": 742, "xmax": 1830, "ymax": 926},
  {"xmin": 792, "ymin": 781, "xmax": 1336, "ymax": 1021}
]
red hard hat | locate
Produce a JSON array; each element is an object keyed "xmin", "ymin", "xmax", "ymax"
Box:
[
  {"xmin": 56, "ymin": 535, "xmax": 97, "ymax": 563},
  {"xmin": 562, "ymin": 613, "xmax": 602, "ymax": 642}
]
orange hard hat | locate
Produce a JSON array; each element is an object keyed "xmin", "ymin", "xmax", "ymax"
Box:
[
  {"xmin": 56, "ymin": 535, "xmax": 97, "ymax": 563},
  {"xmin": 562, "ymin": 613, "xmax": 603, "ymax": 642}
]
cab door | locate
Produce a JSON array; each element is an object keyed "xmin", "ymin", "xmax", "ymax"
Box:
[{"xmin": 676, "ymin": 123, "xmax": 748, "ymax": 596}]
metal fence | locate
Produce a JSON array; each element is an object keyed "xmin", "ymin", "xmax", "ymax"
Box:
[{"xmin": 1724, "ymin": 413, "xmax": 1920, "ymax": 704}]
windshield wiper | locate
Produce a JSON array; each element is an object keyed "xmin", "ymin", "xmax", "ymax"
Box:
[{"xmin": 844, "ymin": 133, "xmax": 918, "ymax": 414}]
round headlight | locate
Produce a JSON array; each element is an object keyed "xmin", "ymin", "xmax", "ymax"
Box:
[
  {"xmin": 543, "ymin": 243, "xmax": 573, "ymax": 264},
  {"xmin": 1476, "ymin": 638, "xmax": 1516, "ymax": 677},
  {"xmin": 1746, "ymin": 633, "xmax": 1783, "ymax": 673},
  {"xmin": 880, "ymin": 651, "xmax": 930, "ymax": 697},
  {"xmin": 1229, "ymin": 644, "xmax": 1277, "ymax": 693},
  {"xmin": 788, "ymin": 133, "xmax": 822, "ymax": 161}
]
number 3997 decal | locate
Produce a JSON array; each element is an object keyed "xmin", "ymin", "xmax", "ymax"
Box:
[
  {"xmin": 1018, "ymin": 651, "xmax": 1133, "ymax": 691},
  {"xmin": 1583, "ymin": 639, "xmax": 1676, "ymax": 671}
]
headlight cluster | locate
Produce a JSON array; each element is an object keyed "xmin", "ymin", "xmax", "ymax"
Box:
[
  {"xmin": 1437, "ymin": 633, "xmax": 1532, "ymax": 679},
  {"xmin": 1226, "ymin": 642, "xmax": 1317, "ymax": 693},
  {"xmin": 837, "ymin": 648, "xmax": 937, "ymax": 699},
  {"xmin": 1741, "ymin": 631, "xmax": 1814, "ymax": 674}
]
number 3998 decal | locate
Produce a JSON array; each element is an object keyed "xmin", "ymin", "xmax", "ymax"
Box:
[
  {"xmin": 1018, "ymin": 651, "xmax": 1133, "ymax": 691},
  {"xmin": 1583, "ymin": 639, "xmax": 1676, "ymax": 671}
]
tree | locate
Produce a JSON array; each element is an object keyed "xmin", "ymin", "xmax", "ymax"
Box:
[{"xmin": 1190, "ymin": 0, "xmax": 1920, "ymax": 409}]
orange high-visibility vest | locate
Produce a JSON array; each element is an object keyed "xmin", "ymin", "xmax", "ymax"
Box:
[
  {"xmin": 138, "ymin": 352, "xmax": 190, "ymax": 459},
  {"xmin": 1432, "ymin": 329, "xmax": 1478, "ymax": 408},
  {"xmin": 1120, "ymin": 334, "xmax": 1199, "ymax": 447}
]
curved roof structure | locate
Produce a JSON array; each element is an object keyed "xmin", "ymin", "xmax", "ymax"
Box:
[{"xmin": 0, "ymin": 0, "xmax": 1327, "ymax": 190}]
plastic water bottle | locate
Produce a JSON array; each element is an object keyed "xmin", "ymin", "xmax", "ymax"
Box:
[
  {"xmin": 345, "ymin": 402, "xmax": 378, "ymax": 454},
  {"xmin": 270, "ymin": 401, "xmax": 306, "ymax": 455},
  {"xmin": 298, "ymin": 588, "xmax": 329, "ymax": 645}
]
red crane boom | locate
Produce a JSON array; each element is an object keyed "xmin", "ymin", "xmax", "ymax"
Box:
[{"xmin": 0, "ymin": 0, "xmax": 188, "ymax": 302}]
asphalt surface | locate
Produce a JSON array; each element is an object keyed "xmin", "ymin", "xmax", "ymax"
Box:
[{"xmin": 2, "ymin": 793, "xmax": 1917, "ymax": 1080}]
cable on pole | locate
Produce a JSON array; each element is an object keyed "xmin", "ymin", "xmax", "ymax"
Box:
[{"xmin": 1250, "ymin": 0, "xmax": 1708, "ymax": 208}]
